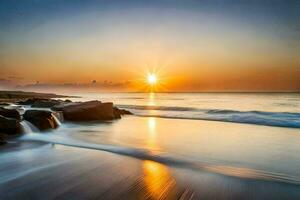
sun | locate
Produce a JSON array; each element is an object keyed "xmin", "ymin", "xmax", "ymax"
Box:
[{"xmin": 147, "ymin": 74, "xmax": 157, "ymax": 85}]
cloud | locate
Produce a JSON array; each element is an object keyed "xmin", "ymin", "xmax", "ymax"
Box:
[
  {"xmin": 0, "ymin": 78, "xmax": 11, "ymax": 83},
  {"xmin": 0, "ymin": 78, "xmax": 14, "ymax": 90},
  {"xmin": 8, "ymin": 76, "xmax": 23, "ymax": 80},
  {"xmin": 16, "ymin": 80, "xmax": 131, "ymax": 90}
]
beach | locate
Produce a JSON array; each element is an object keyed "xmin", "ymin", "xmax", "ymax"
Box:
[
  {"xmin": 1, "ymin": 1, "xmax": 299, "ymax": 199},
  {"xmin": 0, "ymin": 92, "xmax": 300, "ymax": 199}
]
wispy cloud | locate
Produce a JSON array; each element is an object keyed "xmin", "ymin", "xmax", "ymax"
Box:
[
  {"xmin": 16, "ymin": 80, "xmax": 131, "ymax": 91},
  {"xmin": 0, "ymin": 78, "xmax": 10, "ymax": 82},
  {"xmin": 8, "ymin": 76, "xmax": 23, "ymax": 80}
]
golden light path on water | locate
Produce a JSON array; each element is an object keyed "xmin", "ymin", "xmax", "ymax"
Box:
[
  {"xmin": 143, "ymin": 160, "xmax": 177, "ymax": 199},
  {"xmin": 148, "ymin": 92, "xmax": 156, "ymax": 106},
  {"xmin": 143, "ymin": 116, "xmax": 177, "ymax": 199}
]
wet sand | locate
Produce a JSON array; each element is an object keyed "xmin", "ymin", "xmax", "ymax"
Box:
[
  {"xmin": 1, "ymin": 112, "xmax": 300, "ymax": 200},
  {"xmin": 1, "ymin": 141, "xmax": 300, "ymax": 200}
]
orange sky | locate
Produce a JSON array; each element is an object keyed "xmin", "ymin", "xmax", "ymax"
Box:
[{"xmin": 0, "ymin": 1, "xmax": 299, "ymax": 92}]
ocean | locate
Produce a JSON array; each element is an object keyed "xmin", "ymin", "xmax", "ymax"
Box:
[
  {"xmin": 1, "ymin": 92, "xmax": 300, "ymax": 199},
  {"xmin": 73, "ymin": 92, "xmax": 300, "ymax": 128}
]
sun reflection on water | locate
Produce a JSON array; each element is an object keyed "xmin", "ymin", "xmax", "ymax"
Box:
[
  {"xmin": 146, "ymin": 117, "xmax": 160, "ymax": 152},
  {"xmin": 148, "ymin": 117, "xmax": 156, "ymax": 134},
  {"xmin": 142, "ymin": 160, "xmax": 177, "ymax": 199},
  {"xmin": 143, "ymin": 118, "xmax": 177, "ymax": 199},
  {"xmin": 148, "ymin": 92, "xmax": 156, "ymax": 106}
]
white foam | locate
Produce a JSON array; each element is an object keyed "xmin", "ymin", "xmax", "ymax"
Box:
[{"xmin": 20, "ymin": 120, "xmax": 39, "ymax": 134}]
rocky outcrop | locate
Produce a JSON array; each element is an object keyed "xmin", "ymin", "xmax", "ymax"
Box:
[
  {"xmin": 23, "ymin": 110, "xmax": 59, "ymax": 131},
  {"xmin": 113, "ymin": 107, "xmax": 133, "ymax": 119},
  {"xmin": 0, "ymin": 108, "xmax": 21, "ymax": 120},
  {"xmin": 31, "ymin": 99, "xmax": 63, "ymax": 108},
  {"xmin": 118, "ymin": 108, "xmax": 133, "ymax": 115},
  {"xmin": 0, "ymin": 115, "xmax": 21, "ymax": 135},
  {"xmin": 113, "ymin": 107, "xmax": 122, "ymax": 119},
  {"xmin": 17, "ymin": 98, "xmax": 44, "ymax": 105},
  {"xmin": 52, "ymin": 100, "xmax": 131, "ymax": 121},
  {"xmin": 18, "ymin": 98, "xmax": 64, "ymax": 108}
]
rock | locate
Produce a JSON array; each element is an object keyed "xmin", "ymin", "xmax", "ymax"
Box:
[
  {"xmin": 17, "ymin": 98, "xmax": 42, "ymax": 105},
  {"xmin": 52, "ymin": 100, "xmax": 120, "ymax": 121},
  {"xmin": 0, "ymin": 103, "xmax": 10, "ymax": 106},
  {"xmin": 0, "ymin": 135, "xmax": 7, "ymax": 145},
  {"xmin": 23, "ymin": 110, "xmax": 59, "ymax": 130},
  {"xmin": 0, "ymin": 115, "xmax": 21, "ymax": 135},
  {"xmin": 113, "ymin": 107, "xmax": 133, "ymax": 118},
  {"xmin": 51, "ymin": 102, "xmax": 88, "ymax": 112},
  {"xmin": 113, "ymin": 107, "xmax": 122, "ymax": 119},
  {"xmin": 64, "ymin": 99, "xmax": 72, "ymax": 103},
  {"xmin": 0, "ymin": 108, "xmax": 21, "ymax": 120},
  {"xmin": 17, "ymin": 98, "xmax": 62, "ymax": 108},
  {"xmin": 119, "ymin": 109, "xmax": 133, "ymax": 115},
  {"xmin": 52, "ymin": 111, "xmax": 64, "ymax": 123},
  {"xmin": 31, "ymin": 99, "xmax": 62, "ymax": 108}
]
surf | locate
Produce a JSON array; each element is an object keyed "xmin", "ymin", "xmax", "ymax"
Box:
[{"xmin": 118, "ymin": 105, "xmax": 300, "ymax": 128}]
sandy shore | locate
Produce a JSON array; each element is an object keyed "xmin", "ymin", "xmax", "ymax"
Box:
[
  {"xmin": 0, "ymin": 143, "xmax": 300, "ymax": 200},
  {"xmin": 1, "ymin": 91, "xmax": 300, "ymax": 199}
]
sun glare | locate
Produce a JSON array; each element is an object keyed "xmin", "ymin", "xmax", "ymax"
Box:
[{"xmin": 147, "ymin": 74, "xmax": 157, "ymax": 85}]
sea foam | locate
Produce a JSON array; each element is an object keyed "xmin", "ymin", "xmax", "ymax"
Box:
[{"xmin": 118, "ymin": 105, "xmax": 300, "ymax": 128}]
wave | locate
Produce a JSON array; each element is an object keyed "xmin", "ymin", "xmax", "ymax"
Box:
[
  {"xmin": 118, "ymin": 97, "xmax": 185, "ymax": 100},
  {"xmin": 118, "ymin": 105, "xmax": 300, "ymax": 128},
  {"xmin": 20, "ymin": 133, "xmax": 300, "ymax": 185},
  {"xmin": 118, "ymin": 104, "xmax": 198, "ymax": 111}
]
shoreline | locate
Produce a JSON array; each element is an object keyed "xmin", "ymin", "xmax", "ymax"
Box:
[
  {"xmin": 0, "ymin": 90, "xmax": 78, "ymax": 103},
  {"xmin": 1, "ymin": 132, "xmax": 300, "ymax": 200}
]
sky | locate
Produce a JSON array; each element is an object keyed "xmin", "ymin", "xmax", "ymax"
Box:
[{"xmin": 0, "ymin": 0, "xmax": 299, "ymax": 92}]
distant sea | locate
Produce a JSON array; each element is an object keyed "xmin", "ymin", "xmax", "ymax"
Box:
[{"xmin": 63, "ymin": 92, "xmax": 300, "ymax": 128}]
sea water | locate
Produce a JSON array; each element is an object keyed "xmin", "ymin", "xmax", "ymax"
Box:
[{"xmin": 1, "ymin": 92, "xmax": 300, "ymax": 199}]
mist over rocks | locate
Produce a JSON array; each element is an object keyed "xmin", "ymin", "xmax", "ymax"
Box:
[
  {"xmin": 16, "ymin": 97, "xmax": 132, "ymax": 123},
  {"xmin": 0, "ymin": 91, "xmax": 133, "ymax": 145}
]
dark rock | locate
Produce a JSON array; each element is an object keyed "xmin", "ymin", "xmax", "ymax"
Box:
[
  {"xmin": 23, "ymin": 110, "xmax": 59, "ymax": 130},
  {"xmin": 51, "ymin": 102, "xmax": 87, "ymax": 112},
  {"xmin": 52, "ymin": 111, "xmax": 64, "ymax": 123},
  {"xmin": 64, "ymin": 99, "xmax": 72, "ymax": 103},
  {"xmin": 113, "ymin": 107, "xmax": 122, "ymax": 119},
  {"xmin": 31, "ymin": 99, "xmax": 62, "ymax": 108},
  {"xmin": 119, "ymin": 109, "xmax": 133, "ymax": 115},
  {"xmin": 17, "ymin": 98, "xmax": 63, "ymax": 108},
  {"xmin": 52, "ymin": 100, "xmax": 120, "ymax": 121},
  {"xmin": 113, "ymin": 107, "xmax": 133, "ymax": 118},
  {"xmin": 0, "ymin": 115, "xmax": 21, "ymax": 135},
  {"xmin": 0, "ymin": 108, "xmax": 21, "ymax": 120},
  {"xmin": 0, "ymin": 135, "xmax": 7, "ymax": 145},
  {"xmin": 17, "ymin": 98, "xmax": 43, "ymax": 105}
]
